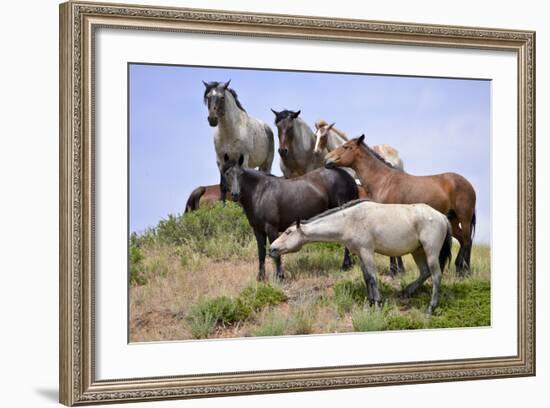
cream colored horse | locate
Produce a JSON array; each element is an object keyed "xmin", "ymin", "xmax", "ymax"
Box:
[
  {"xmin": 269, "ymin": 199, "xmax": 453, "ymax": 314},
  {"xmin": 313, "ymin": 120, "xmax": 404, "ymax": 171}
]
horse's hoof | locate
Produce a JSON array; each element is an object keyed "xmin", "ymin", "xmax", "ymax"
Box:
[{"xmin": 340, "ymin": 264, "xmax": 352, "ymax": 271}]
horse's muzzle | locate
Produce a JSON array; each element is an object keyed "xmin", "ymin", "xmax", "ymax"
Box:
[
  {"xmin": 207, "ymin": 116, "xmax": 218, "ymax": 127},
  {"xmin": 231, "ymin": 193, "xmax": 240, "ymax": 201},
  {"xmin": 324, "ymin": 159, "xmax": 336, "ymax": 169},
  {"xmin": 268, "ymin": 248, "xmax": 279, "ymax": 258},
  {"xmin": 278, "ymin": 148, "xmax": 288, "ymax": 158}
]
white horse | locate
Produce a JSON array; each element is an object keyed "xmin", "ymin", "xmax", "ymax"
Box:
[
  {"xmin": 271, "ymin": 109, "xmax": 324, "ymax": 178},
  {"xmin": 269, "ymin": 199, "xmax": 453, "ymax": 314},
  {"xmin": 314, "ymin": 120, "xmax": 407, "ymax": 275},
  {"xmin": 203, "ymin": 80, "xmax": 274, "ymax": 197},
  {"xmin": 313, "ymin": 120, "xmax": 405, "ymax": 171}
]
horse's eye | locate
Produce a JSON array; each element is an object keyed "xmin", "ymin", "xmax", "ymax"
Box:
[{"xmin": 286, "ymin": 230, "xmax": 291, "ymax": 235}]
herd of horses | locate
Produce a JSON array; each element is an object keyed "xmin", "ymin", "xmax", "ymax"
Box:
[{"xmin": 183, "ymin": 80, "xmax": 477, "ymax": 313}]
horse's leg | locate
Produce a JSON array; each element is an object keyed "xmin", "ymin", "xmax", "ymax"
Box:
[
  {"xmin": 219, "ymin": 168, "xmax": 227, "ymax": 203},
  {"xmin": 341, "ymin": 247, "xmax": 353, "ymax": 271},
  {"xmin": 426, "ymin": 251, "xmax": 443, "ymax": 315},
  {"xmin": 266, "ymin": 225, "xmax": 284, "ymax": 281},
  {"xmin": 450, "ymin": 217, "xmax": 466, "ymax": 276},
  {"xmin": 457, "ymin": 217, "xmax": 473, "ymax": 276},
  {"xmin": 254, "ymin": 230, "xmax": 267, "ymax": 281},
  {"xmin": 397, "ymin": 256, "xmax": 406, "ymax": 274},
  {"xmin": 389, "ymin": 257, "xmax": 398, "ymax": 277},
  {"xmin": 403, "ymin": 248, "xmax": 431, "ymax": 298},
  {"xmin": 358, "ymin": 249, "xmax": 381, "ymax": 307}
]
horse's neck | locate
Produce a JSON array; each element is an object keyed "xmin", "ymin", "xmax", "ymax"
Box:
[
  {"xmin": 293, "ymin": 119, "xmax": 315, "ymax": 151},
  {"xmin": 302, "ymin": 214, "xmax": 346, "ymax": 243},
  {"xmin": 353, "ymin": 148, "xmax": 394, "ymax": 199},
  {"xmin": 238, "ymin": 170, "xmax": 265, "ymax": 210},
  {"xmin": 217, "ymin": 92, "xmax": 247, "ymax": 136},
  {"xmin": 327, "ymin": 130, "xmax": 347, "ymax": 151}
]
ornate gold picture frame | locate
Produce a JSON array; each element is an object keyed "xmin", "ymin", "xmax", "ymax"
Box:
[{"xmin": 59, "ymin": 1, "xmax": 535, "ymax": 405}]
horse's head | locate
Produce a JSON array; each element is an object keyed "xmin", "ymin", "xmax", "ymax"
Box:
[
  {"xmin": 222, "ymin": 153, "xmax": 244, "ymax": 200},
  {"xmin": 313, "ymin": 121, "xmax": 335, "ymax": 154},
  {"xmin": 269, "ymin": 220, "xmax": 306, "ymax": 257},
  {"xmin": 325, "ymin": 134, "xmax": 365, "ymax": 168},
  {"xmin": 203, "ymin": 80, "xmax": 231, "ymax": 127},
  {"xmin": 271, "ymin": 109, "xmax": 301, "ymax": 159}
]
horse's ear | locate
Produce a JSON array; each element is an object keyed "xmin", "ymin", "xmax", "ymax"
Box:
[
  {"xmin": 224, "ymin": 153, "xmax": 229, "ymax": 163},
  {"xmin": 202, "ymin": 80, "xmax": 209, "ymax": 88},
  {"xmin": 328, "ymin": 122, "xmax": 336, "ymax": 131},
  {"xmin": 357, "ymin": 134, "xmax": 365, "ymax": 145},
  {"xmin": 238, "ymin": 154, "xmax": 244, "ymax": 166},
  {"xmin": 223, "ymin": 79, "xmax": 231, "ymax": 89},
  {"xmin": 296, "ymin": 219, "xmax": 301, "ymax": 229},
  {"xmin": 271, "ymin": 108, "xmax": 279, "ymax": 116},
  {"xmin": 292, "ymin": 110, "xmax": 301, "ymax": 119}
]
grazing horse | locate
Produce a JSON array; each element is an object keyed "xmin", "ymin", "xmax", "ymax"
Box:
[
  {"xmin": 222, "ymin": 154, "xmax": 358, "ymax": 281},
  {"xmin": 314, "ymin": 120, "xmax": 406, "ymax": 275},
  {"xmin": 325, "ymin": 135, "xmax": 477, "ymax": 275},
  {"xmin": 203, "ymin": 80, "xmax": 274, "ymax": 198},
  {"xmin": 271, "ymin": 109, "xmax": 324, "ymax": 178},
  {"xmin": 269, "ymin": 199, "xmax": 453, "ymax": 314},
  {"xmin": 184, "ymin": 184, "xmax": 237, "ymax": 213}
]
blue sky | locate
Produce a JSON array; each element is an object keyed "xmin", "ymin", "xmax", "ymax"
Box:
[{"xmin": 129, "ymin": 64, "xmax": 491, "ymax": 244}]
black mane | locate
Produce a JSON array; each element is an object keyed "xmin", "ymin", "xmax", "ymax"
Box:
[
  {"xmin": 301, "ymin": 198, "xmax": 372, "ymax": 225},
  {"xmin": 362, "ymin": 143, "xmax": 395, "ymax": 169},
  {"xmin": 203, "ymin": 82, "xmax": 246, "ymax": 112}
]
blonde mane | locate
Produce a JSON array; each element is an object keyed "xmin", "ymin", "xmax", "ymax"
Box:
[{"xmin": 314, "ymin": 119, "xmax": 348, "ymax": 141}]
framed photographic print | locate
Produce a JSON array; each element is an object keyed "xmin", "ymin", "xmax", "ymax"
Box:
[{"xmin": 59, "ymin": 1, "xmax": 536, "ymax": 405}]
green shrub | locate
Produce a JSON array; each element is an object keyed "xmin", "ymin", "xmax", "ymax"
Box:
[
  {"xmin": 186, "ymin": 284, "xmax": 287, "ymax": 337},
  {"xmin": 290, "ymin": 306, "xmax": 316, "ymax": 335},
  {"xmin": 129, "ymin": 242, "xmax": 147, "ymax": 286},
  {"xmin": 332, "ymin": 280, "xmax": 366, "ymax": 316},
  {"xmin": 189, "ymin": 296, "xmax": 252, "ymax": 327},
  {"xmin": 238, "ymin": 284, "xmax": 287, "ymax": 312},
  {"xmin": 156, "ymin": 202, "xmax": 252, "ymax": 246},
  {"xmin": 351, "ymin": 307, "xmax": 388, "ymax": 332},
  {"xmin": 187, "ymin": 311, "xmax": 217, "ymax": 339},
  {"xmin": 251, "ymin": 312, "xmax": 288, "ymax": 337}
]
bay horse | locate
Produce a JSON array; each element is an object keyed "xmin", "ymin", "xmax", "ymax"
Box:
[
  {"xmin": 203, "ymin": 80, "xmax": 274, "ymax": 198},
  {"xmin": 184, "ymin": 184, "xmax": 237, "ymax": 213},
  {"xmin": 314, "ymin": 120, "xmax": 407, "ymax": 275},
  {"xmin": 271, "ymin": 109, "xmax": 324, "ymax": 178},
  {"xmin": 222, "ymin": 154, "xmax": 358, "ymax": 281},
  {"xmin": 325, "ymin": 135, "xmax": 476, "ymax": 275},
  {"xmin": 269, "ymin": 199, "xmax": 453, "ymax": 314}
]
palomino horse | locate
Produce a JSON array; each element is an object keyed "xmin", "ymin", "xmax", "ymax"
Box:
[
  {"xmin": 203, "ymin": 80, "xmax": 274, "ymax": 198},
  {"xmin": 314, "ymin": 120, "xmax": 406, "ymax": 275},
  {"xmin": 184, "ymin": 184, "xmax": 237, "ymax": 213},
  {"xmin": 271, "ymin": 109, "xmax": 324, "ymax": 178},
  {"xmin": 325, "ymin": 135, "xmax": 476, "ymax": 275},
  {"xmin": 222, "ymin": 154, "xmax": 358, "ymax": 281},
  {"xmin": 313, "ymin": 120, "xmax": 404, "ymax": 170},
  {"xmin": 269, "ymin": 199, "xmax": 453, "ymax": 314}
]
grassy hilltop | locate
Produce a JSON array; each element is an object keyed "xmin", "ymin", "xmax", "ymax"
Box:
[{"xmin": 129, "ymin": 202, "xmax": 490, "ymax": 342}]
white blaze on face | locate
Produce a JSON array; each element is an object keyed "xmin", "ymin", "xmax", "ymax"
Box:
[{"xmin": 313, "ymin": 128, "xmax": 324, "ymax": 153}]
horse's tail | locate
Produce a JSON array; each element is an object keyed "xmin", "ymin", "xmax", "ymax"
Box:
[
  {"xmin": 439, "ymin": 219, "xmax": 453, "ymax": 272},
  {"xmin": 470, "ymin": 210, "xmax": 476, "ymax": 242},
  {"xmin": 185, "ymin": 186, "xmax": 206, "ymax": 213}
]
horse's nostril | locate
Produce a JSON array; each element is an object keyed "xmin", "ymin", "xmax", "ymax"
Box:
[{"xmin": 278, "ymin": 148, "xmax": 288, "ymax": 157}]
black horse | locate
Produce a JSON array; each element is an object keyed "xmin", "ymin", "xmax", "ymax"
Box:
[{"xmin": 222, "ymin": 154, "xmax": 359, "ymax": 281}]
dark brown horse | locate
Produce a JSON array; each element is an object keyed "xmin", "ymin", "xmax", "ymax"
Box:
[
  {"xmin": 223, "ymin": 154, "xmax": 358, "ymax": 281},
  {"xmin": 325, "ymin": 135, "xmax": 476, "ymax": 275},
  {"xmin": 184, "ymin": 184, "xmax": 237, "ymax": 213}
]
